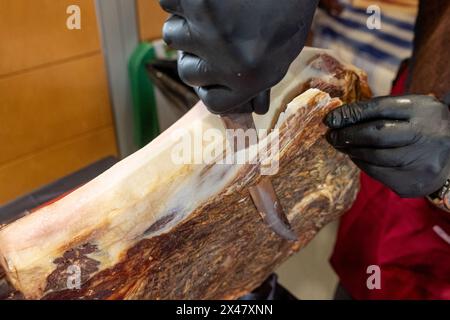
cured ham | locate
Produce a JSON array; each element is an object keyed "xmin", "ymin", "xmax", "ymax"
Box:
[{"xmin": 0, "ymin": 48, "xmax": 371, "ymax": 299}]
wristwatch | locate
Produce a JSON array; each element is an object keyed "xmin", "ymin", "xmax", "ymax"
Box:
[
  {"xmin": 428, "ymin": 179, "xmax": 450, "ymax": 213},
  {"xmin": 429, "ymin": 94, "xmax": 450, "ymax": 212}
]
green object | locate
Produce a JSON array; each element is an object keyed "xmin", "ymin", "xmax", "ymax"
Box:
[{"xmin": 129, "ymin": 42, "xmax": 160, "ymax": 148}]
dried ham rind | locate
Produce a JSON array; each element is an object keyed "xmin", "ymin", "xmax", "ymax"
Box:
[{"xmin": 0, "ymin": 48, "xmax": 368, "ymax": 300}]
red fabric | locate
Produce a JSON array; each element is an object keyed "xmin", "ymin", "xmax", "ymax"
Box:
[
  {"xmin": 330, "ymin": 65, "xmax": 450, "ymax": 300},
  {"xmin": 331, "ymin": 173, "xmax": 450, "ymax": 299},
  {"xmin": 390, "ymin": 61, "xmax": 409, "ymax": 96}
]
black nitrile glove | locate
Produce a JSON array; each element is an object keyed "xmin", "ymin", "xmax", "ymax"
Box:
[
  {"xmin": 324, "ymin": 95, "xmax": 450, "ymax": 198},
  {"xmin": 159, "ymin": 0, "xmax": 318, "ymax": 115}
]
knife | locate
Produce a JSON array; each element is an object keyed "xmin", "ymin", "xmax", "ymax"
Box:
[{"xmin": 220, "ymin": 113, "xmax": 297, "ymax": 241}]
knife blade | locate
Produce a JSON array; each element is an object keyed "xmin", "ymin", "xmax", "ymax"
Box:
[{"xmin": 220, "ymin": 113, "xmax": 297, "ymax": 241}]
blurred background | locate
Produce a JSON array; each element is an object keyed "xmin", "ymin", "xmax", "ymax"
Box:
[
  {"xmin": 0, "ymin": 0, "xmax": 167, "ymax": 206},
  {"xmin": 0, "ymin": 0, "xmax": 418, "ymax": 299}
]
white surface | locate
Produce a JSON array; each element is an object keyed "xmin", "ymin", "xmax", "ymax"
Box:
[
  {"xmin": 95, "ymin": 0, "xmax": 140, "ymax": 157},
  {"xmin": 276, "ymin": 221, "xmax": 339, "ymax": 300}
]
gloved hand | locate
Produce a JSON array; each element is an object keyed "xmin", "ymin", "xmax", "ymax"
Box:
[
  {"xmin": 159, "ymin": 0, "xmax": 318, "ymax": 115},
  {"xmin": 324, "ymin": 95, "xmax": 450, "ymax": 198}
]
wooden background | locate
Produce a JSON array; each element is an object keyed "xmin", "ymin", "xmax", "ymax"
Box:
[
  {"xmin": 0, "ymin": 0, "xmax": 168, "ymax": 204},
  {"xmin": 137, "ymin": 0, "xmax": 168, "ymax": 41}
]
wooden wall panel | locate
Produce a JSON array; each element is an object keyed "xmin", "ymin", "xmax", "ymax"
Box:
[
  {"xmin": 0, "ymin": 0, "xmax": 118, "ymax": 204},
  {"xmin": 137, "ymin": 0, "xmax": 167, "ymax": 41},
  {"xmin": 0, "ymin": 0, "xmax": 101, "ymax": 76},
  {"xmin": 0, "ymin": 127, "xmax": 117, "ymax": 204},
  {"xmin": 0, "ymin": 54, "xmax": 114, "ymax": 166}
]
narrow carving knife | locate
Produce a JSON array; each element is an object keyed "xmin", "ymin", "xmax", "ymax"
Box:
[{"xmin": 220, "ymin": 113, "xmax": 298, "ymax": 241}]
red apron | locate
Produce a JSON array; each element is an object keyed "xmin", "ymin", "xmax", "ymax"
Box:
[{"xmin": 330, "ymin": 66, "xmax": 450, "ymax": 300}]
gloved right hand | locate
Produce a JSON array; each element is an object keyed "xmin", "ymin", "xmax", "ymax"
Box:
[{"xmin": 159, "ymin": 0, "xmax": 319, "ymax": 115}]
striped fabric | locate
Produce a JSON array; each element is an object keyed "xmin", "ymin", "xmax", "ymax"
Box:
[{"xmin": 312, "ymin": 0, "xmax": 417, "ymax": 95}]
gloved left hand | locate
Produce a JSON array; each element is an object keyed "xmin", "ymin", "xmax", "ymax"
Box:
[{"xmin": 324, "ymin": 95, "xmax": 450, "ymax": 198}]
